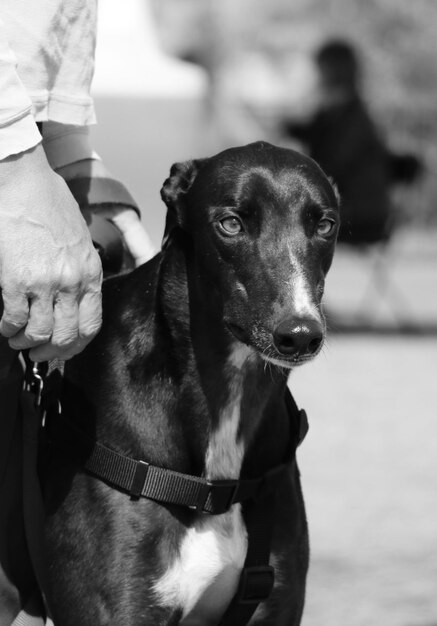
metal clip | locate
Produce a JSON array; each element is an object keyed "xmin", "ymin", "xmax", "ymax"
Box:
[
  {"xmin": 33, "ymin": 362, "xmax": 45, "ymax": 407},
  {"xmin": 23, "ymin": 360, "xmax": 46, "ymax": 408}
]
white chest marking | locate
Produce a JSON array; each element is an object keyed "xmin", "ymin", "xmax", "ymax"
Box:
[
  {"xmin": 155, "ymin": 507, "xmax": 247, "ymax": 624},
  {"xmin": 153, "ymin": 345, "xmax": 252, "ymax": 622}
]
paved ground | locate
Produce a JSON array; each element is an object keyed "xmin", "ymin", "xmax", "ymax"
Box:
[
  {"xmin": 294, "ymin": 232, "xmax": 437, "ymax": 626},
  {"xmin": 293, "ymin": 335, "xmax": 437, "ymax": 626}
]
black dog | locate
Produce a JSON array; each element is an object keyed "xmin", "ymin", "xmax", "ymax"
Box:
[{"xmin": 42, "ymin": 142, "xmax": 339, "ymax": 625}]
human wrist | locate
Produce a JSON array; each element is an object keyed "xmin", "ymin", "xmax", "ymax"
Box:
[
  {"xmin": 0, "ymin": 111, "xmax": 42, "ymax": 161},
  {"xmin": 0, "ymin": 142, "xmax": 51, "ymax": 185},
  {"xmin": 0, "ymin": 142, "xmax": 85, "ymax": 243}
]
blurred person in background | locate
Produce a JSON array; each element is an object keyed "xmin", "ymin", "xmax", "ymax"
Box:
[
  {"xmin": 282, "ymin": 39, "xmax": 421, "ymax": 244},
  {"xmin": 0, "ymin": 2, "xmax": 153, "ymax": 624}
]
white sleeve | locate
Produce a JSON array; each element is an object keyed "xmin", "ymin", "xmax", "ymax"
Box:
[
  {"xmin": 42, "ymin": 122, "xmax": 100, "ymax": 170},
  {"xmin": 0, "ymin": 16, "xmax": 41, "ymax": 160}
]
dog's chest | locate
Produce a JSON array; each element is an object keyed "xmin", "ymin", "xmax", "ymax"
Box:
[
  {"xmin": 153, "ymin": 347, "xmax": 250, "ymax": 623},
  {"xmin": 154, "ymin": 505, "xmax": 247, "ymax": 625}
]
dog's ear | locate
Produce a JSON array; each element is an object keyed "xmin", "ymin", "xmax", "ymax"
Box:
[
  {"xmin": 160, "ymin": 159, "xmax": 207, "ymax": 250},
  {"xmin": 160, "ymin": 159, "xmax": 207, "ymax": 224}
]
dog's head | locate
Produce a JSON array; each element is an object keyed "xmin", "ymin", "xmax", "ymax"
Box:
[{"xmin": 161, "ymin": 141, "xmax": 339, "ymax": 369}]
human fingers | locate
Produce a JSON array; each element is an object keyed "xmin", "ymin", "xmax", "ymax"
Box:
[
  {"xmin": 29, "ymin": 338, "xmax": 87, "ymax": 362},
  {"xmin": 33, "ymin": 291, "xmax": 102, "ymax": 361},
  {"xmin": 28, "ymin": 293, "xmax": 83, "ymax": 362},
  {"xmin": 8, "ymin": 295, "xmax": 54, "ymax": 350},
  {"xmin": 10, "ymin": 292, "xmax": 80, "ymax": 361},
  {"xmin": 78, "ymin": 289, "xmax": 102, "ymax": 344},
  {"xmin": 50, "ymin": 292, "xmax": 80, "ymax": 352},
  {"xmin": 29, "ymin": 286, "xmax": 102, "ymax": 362},
  {"xmin": 0, "ymin": 290, "xmax": 30, "ymax": 338}
]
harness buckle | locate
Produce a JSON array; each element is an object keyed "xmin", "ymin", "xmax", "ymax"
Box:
[
  {"xmin": 130, "ymin": 460, "xmax": 149, "ymax": 499},
  {"xmin": 236, "ymin": 565, "xmax": 275, "ymax": 604},
  {"xmin": 192, "ymin": 480, "xmax": 239, "ymax": 514}
]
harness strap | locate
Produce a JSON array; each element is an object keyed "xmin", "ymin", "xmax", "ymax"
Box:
[
  {"xmin": 46, "ymin": 412, "xmax": 290, "ymax": 516},
  {"xmin": 88, "ymin": 441, "xmax": 288, "ymax": 514},
  {"xmin": 219, "ymin": 390, "xmax": 307, "ymax": 625},
  {"xmin": 219, "ymin": 489, "xmax": 278, "ymax": 625},
  {"xmin": 42, "ymin": 385, "xmax": 309, "ymax": 625}
]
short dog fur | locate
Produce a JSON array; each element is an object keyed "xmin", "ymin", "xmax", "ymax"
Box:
[{"xmin": 43, "ymin": 142, "xmax": 339, "ymax": 625}]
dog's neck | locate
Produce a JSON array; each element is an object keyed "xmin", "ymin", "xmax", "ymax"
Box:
[
  {"xmin": 153, "ymin": 233, "xmax": 290, "ymax": 478},
  {"xmin": 66, "ymin": 234, "xmax": 291, "ymax": 480}
]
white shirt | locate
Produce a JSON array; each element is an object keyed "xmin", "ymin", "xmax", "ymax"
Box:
[{"xmin": 0, "ymin": 0, "xmax": 97, "ymax": 161}]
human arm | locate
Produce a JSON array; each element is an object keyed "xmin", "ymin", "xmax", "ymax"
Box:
[
  {"xmin": 0, "ymin": 15, "xmax": 42, "ymax": 159},
  {"xmin": 0, "ymin": 143, "xmax": 103, "ymax": 361}
]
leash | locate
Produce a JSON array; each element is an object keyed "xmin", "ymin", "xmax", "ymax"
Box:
[
  {"xmin": 20, "ymin": 356, "xmax": 53, "ymax": 618},
  {"xmin": 38, "ymin": 366, "xmax": 309, "ymax": 624}
]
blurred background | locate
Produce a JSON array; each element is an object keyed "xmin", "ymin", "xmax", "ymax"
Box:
[{"xmin": 90, "ymin": 2, "xmax": 437, "ymax": 625}]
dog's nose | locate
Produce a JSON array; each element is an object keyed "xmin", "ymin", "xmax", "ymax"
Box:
[{"xmin": 273, "ymin": 317, "xmax": 324, "ymax": 357}]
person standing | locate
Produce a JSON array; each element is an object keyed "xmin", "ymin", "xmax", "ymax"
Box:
[{"xmin": 0, "ymin": 2, "xmax": 153, "ymax": 623}]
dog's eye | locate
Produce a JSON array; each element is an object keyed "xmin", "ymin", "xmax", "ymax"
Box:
[
  {"xmin": 219, "ymin": 216, "xmax": 243, "ymax": 236},
  {"xmin": 316, "ymin": 219, "xmax": 336, "ymax": 237}
]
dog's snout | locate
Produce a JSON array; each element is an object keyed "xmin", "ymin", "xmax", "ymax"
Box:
[{"xmin": 273, "ymin": 317, "xmax": 324, "ymax": 357}]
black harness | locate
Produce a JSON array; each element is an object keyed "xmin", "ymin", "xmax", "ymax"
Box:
[{"xmin": 31, "ymin": 359, "xmax": 308, "ymax": 625}]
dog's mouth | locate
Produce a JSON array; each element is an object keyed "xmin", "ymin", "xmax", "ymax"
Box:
[
  {"xmin": 226, "ymin": 322, "xmax": 250, "ymax": 345},
  {"xmin": 260, "ymin": 352, "xmax": 316, "ymax": 370}
]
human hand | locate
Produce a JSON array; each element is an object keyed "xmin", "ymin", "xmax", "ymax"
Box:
[{"xmin": 0, "ymin": 144, "xmax": 103, "ymax": 361}]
